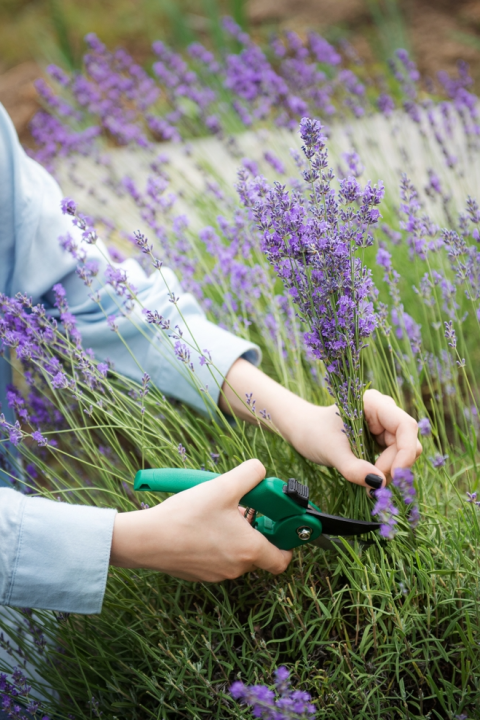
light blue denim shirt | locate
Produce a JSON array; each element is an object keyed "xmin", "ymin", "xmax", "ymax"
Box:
[{"xmin": 0, "ymin": 103, "xmax": 260, "ymax": 614}]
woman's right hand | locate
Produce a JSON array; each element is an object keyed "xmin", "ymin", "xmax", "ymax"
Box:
[{"xmin": 110, "ymin": 459, "xmax": 292, "ymax": 582}]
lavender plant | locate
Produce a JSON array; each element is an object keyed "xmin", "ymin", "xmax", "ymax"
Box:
[{"xmin": 1, "ymin": 27, "xmax": 480, "ymax": 720}]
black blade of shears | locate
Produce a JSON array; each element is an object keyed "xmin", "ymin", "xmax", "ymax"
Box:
[{"xmin": 306, "ymin": 505, "xmax": 381, "ymax": 536}]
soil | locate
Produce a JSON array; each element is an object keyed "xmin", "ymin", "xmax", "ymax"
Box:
[
  {"xmin": 0, "ymin": 61, "xmax": 41, "ymax": 141},
  {"xmin": 1, "ymin": 0, "xmax": 480, "ymax": 137}
]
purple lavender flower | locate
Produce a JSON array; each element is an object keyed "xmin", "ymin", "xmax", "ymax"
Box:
[
  {"xmin": 371, "ymin": 487, "xmax": 399, "ymax": 539},
  {"xmin": 6, "ymin": 385, "xmax": 30, "ymax": 423},
  {"xmin": 61, "ymin": 197, "xmax": 77, "ymax": 216},
  {"xmin": 378, "ymin": 93, "xmax": 395, "ymax": 117},
  {"xmin": 418, "ymin": 418, "xmax": 432, "ymax": 436},
  {"xmin": 466, "ymin": 491, "xmax": 478, "ymax": 503},
  {"xmin": 393, "ymin": 467, "xmax": 416, "ymax": 505},
  {"xmin": 51, "ymin": 371, "xmax": 68, "ymax": 390},
  {"xmin": 144, "ymin": 309, "xmax": 170, "ymax": 331},
  {"xmin": 76, "ymin": 259, "xmax": 99, "ymax": 287},
  {"xmin": 107, "ymin": 315, "xmax": 118, "ymax": 332},
  {"xmin": 0, "ymin": 668, "xmax": 50, "ymax": 720},
  {"xmin": 444, "ymin": 320, "xmax": 457, "ymax": 349},
  {"xmin": 178, "ymin": 443, "xmax": 187, "ymax": 462},
  {"xmin": 174, "ymin": 341, "xmax": 192, "ymax": 368},
  {"xmin": 264, "ymin": 151, "xmax": 286, "ymax": 175},
  {"xmin": 392, "ymin": 468, "xmax": 420, "ymax": 528},
  {"xmin": 31, "ymin": 430, "xmax": 48, "ymax": 447},
  {"xmin": 61, "ymin": 197, "xmax": 98, "ymax": 245},
  {"xmin": 230, "ymin": 666, "xmax": 316, "ymax": 719},
  {"xmin": 342, "ymin": 150, "xmax": 364, "ymax": 178},
  {"xmin": 430, "ymin": 453, "xmax": 448, "ymax": 468},
  {"xmin": 242, "ymin": 158, "xmax": 259, "ymax": 177},
  {"xmin": 8, "ymin": 421, "xmax": 23, "ymax": 447},
  {"xmin": 308, "ymin": 32, "xmax": 341, "ymax": 66}
]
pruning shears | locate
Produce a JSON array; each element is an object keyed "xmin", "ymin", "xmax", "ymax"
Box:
[{"xmin": 134, "ymin": 468, "xmax": 380, "ymax": 551}]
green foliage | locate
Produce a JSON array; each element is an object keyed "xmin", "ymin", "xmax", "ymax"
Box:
[
  {"xmin": 366, "ymin": 0, "xmax": 411, "ymax": 63},
  {"xmin": 2, "ymin": 135, "xmax": 480, "ymax": 719},
  {"xmin": 1, "ymin": 43, "xmax": 480, "ymax": 717},
  {"xmin": 47, "ymin": 0, "xmax": 78, "ymax": 70}
]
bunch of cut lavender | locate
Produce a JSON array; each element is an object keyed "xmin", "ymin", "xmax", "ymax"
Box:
[
  {"xmin": 251, "ymin": 117, "xmax": 382, "ymax": 461},
  {"xmin": 230, "ymin": 667, "xmax": 316, "ymax": 719}
]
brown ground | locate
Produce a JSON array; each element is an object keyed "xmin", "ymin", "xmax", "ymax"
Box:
[
  {"xmin": 249, "ymin": 0, "xmax": 480, "ymax": 77},
  {"xmin": 1, "ymin": 0, "xmax": 480, "ymax": 138},
  {"xmin": 0, "ymin": 61, "xmax": 41, "ymax": 142}
]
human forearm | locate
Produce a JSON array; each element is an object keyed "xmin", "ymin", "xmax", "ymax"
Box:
[{"xmin": 219, "ymin": 358, "xmax": 319, "ymax": 447}]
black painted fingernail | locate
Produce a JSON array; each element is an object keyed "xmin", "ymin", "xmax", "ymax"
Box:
[
  {"xmin": 369, "ymin": 489, "xmax": 377, "ymax": 500},
  {"xmin": 365, "ymin": 474, "xmax": 383, "ymax": 489}
]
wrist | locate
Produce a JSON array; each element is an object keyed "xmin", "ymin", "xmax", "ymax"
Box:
[
  {"xmin": 281, "ymin": 399, "xmax": 328, "ymax": 455},
  {"xmin": 110, "ymin": 508, "xmax": 157, "ymax": 569}
]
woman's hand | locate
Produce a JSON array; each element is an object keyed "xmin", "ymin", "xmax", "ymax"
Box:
[
  {"xmin": 289, "ymin": 389, "xmax": 422, "ymax": 493},
  {"xmin": 110, "ymin": 459, "xmax": 292, "ymax": 580},
  {"xmin": 221, "ymin": 360, "xmax": 422, "ymax": 495}
]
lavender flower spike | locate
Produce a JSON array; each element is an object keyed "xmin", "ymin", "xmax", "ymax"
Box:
[
  {"xmin": 230, "ymin": 666, "xmax": 316, "ymax": 719},
  {"xmin": 392, "ymin": 467, "xmax": 420, "ymax": 529},
  {"xmin": 371, "ymin": 487, "xmax": 399, "ymax": 539},
  {"xmin": 418, "ymin": 418, "xmax": 432, "ymax": 436}
]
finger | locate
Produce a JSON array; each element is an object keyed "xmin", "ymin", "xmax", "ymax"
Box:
[
  {"xmin": 214, "ymin": 458, "xmax": 266, "ymax": 504},
  {"xmin": 365, "ymin": 393, "xmax": 419, "ymax": 465},
  {"xmin": 375, "ymin": 439, "xmax": 423, "ymax": 479},
  {"xmin": 253, "ymin": 535, "xmax": 292, "ymax": 574},
  {"xmin": 373, "ymin": 429, "xmax": 397, "ymax": 449},
  {"xmin": 365, "ymin": 390, "xmax": 418, "ymax": 440},
  {"xmin": 374, "ymin": 444, "xmax": 398, "ymax": 479},
  {"xmin": 364, "ymin": 389, "xmax": 397, "ymax": 435},
  {"xmin": 334, "ymin": 451, "xmax": 386, "ymax": 489},
  {"xmin": 390, "ymin": 439, "xmax": 424, "ymax": 475}
]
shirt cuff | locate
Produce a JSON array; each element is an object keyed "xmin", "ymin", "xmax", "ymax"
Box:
[{"xmin": 5, "ymin": 493, "xmax": 116, "ymax": 614}]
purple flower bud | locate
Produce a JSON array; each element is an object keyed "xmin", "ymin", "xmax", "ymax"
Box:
[
  {"xmin": 32, "ymin": 430, "xmax": 48, "ymax": 447},
  {"xmin": 61, "ymin": 197, "xmax": 77, "ymax": 216},
  {"xmin": 430, "ymin": 453, "xmax": 448, "ymax": 468},
  {"xmin": 51, "ymin": 372, "xmax": 68, "ymax": 390},
  {"xmin": 372, "ymin": 487, "xmax": 399, "ymax": 539},
  {"xmin": 418, "ymin": 418, "xmax": 432, "ymax": 436},
  {"xmin": 8, "ymin": 422, "xmax": 23, "ymax": 447}
]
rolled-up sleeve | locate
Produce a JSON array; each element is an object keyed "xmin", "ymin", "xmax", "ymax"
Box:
[
  {"xmin": 0, "ymin": 103, "xmax": 260, "ymax": 612},
  {"xmin": 0, "ymin": 488, "xmax": 116, "ymax": 613},
  {"xmin": 0, "ymin": 101, "xmax": 261, "ymax": 416}
]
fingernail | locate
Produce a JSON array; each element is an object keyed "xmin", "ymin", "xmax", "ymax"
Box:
[
  {"xmin": 365, "ymin": 474, "xmax": 384, "ymax": 489},
  {"xmin": 368, "ymin": 489, "xmax": 377, "ymax": 500}
]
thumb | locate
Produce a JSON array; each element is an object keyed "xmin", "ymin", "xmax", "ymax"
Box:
[
  {"xmin": 213, "ymin": 458, "xmax": 266, "ymax": 504},
  {"xmin": 335, "ymin": 453, "xmax": 386, "ymax": 492}
]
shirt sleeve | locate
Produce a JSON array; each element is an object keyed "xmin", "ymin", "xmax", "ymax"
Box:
[
  {"xmin": 0, "ymin": 488, "xmax": 116, "ymax": 613},
  {"xmin": 0, "ymin": 102, "xmax": 261, "ymax": 416}
]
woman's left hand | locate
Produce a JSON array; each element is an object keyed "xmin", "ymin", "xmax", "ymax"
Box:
[
  {"xmin": 289, "ymin": 389, "xmax": 422, "ymax": 494},
  {"xmin": 221, "ymin": 360, "xmax": 422, "ymax": 495}
]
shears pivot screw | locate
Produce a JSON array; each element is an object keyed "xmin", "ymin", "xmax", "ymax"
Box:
[{"xmin": 296, "ymin": 526, "xmax": 313, "ymax": 541}]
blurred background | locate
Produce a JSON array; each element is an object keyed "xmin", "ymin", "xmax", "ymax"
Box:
[{"xmin": 1, "ymin": 0, "xmax": 480, "ymax": 140}]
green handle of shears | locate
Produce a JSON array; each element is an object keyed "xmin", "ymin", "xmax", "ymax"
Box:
[{"xmin": 134, "ymin": 468, "xmax": 323, "ymax": 551}]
